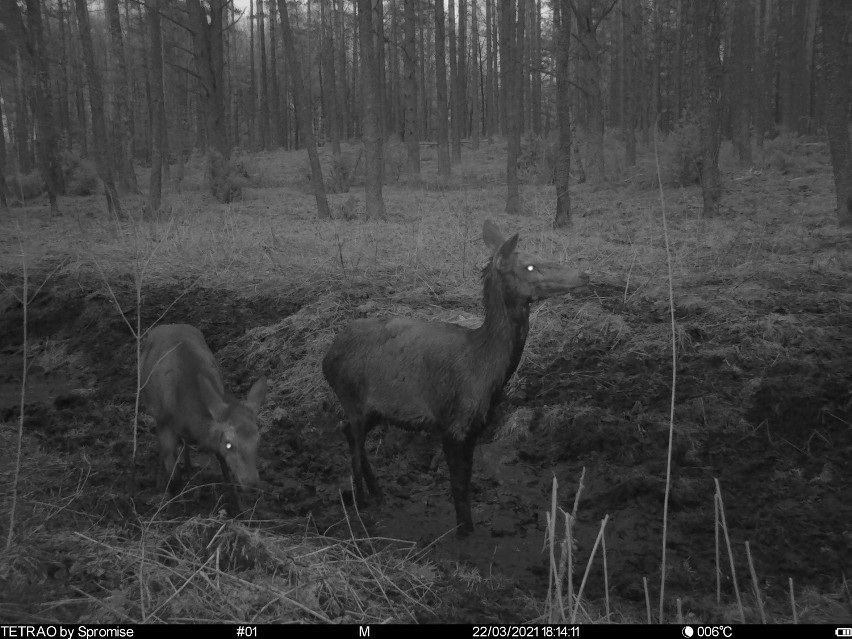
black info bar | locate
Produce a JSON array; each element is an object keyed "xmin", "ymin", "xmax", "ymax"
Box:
[{"xmin": 0, "ymin": 625, "xmax": 847, "ymax": 639}]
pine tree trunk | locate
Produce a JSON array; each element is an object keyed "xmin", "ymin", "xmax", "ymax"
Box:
[
  {"xmin": 696, "ymin": 0, "xmax": 723, "ymax": 217},
  {"xmin": 485, "ymin": 0, "xmax": 495, "ymax": 140},
  {"xmin": 258, "ymin": 0, "xmax": 270, "ymax": 149},
  {"xmin": 249, "ymin": 0, "xmax": 256, "ymax": 149},
  {"xmin": 74, "ymin": 0, "xmax": 121, "ymax": 216},
  {"xmin": 269, "ymin": 0, "xmax": 282, "ymax": 148},
  {"xmin": 321, "ymin": 0, "xmax": 341, "ymax": 155},
  {"xmin": 458, "ymin": 0, "xmax": 467, "ymax": 141},
  {"xmin": 448, "ymin": 0, "xmax": 461, "ymax": 161},
  {"xmin": 0, "ymin": 84, "xmax": 8, "ymax": 209},
  {"xmin": 819, "ymin": 0, "xmax": 852, "ymax": 227},
  {"xmin": 573, "ymin": 0, "xmax": 605, "ymax": 184},
  {"xmin": 403, "ymin": 0, "xmax": 420, "ymax": 175},
  {"xmin": 553, "ymin": 0, "xmax": 571, "ymax": 227},
  {"xmin": 505, "ymin": 0, "xmax": 525, "ymax": 216},
  {"xmin": 147, "ymin": 0, "xmax": 164, "ymax": 213},
  {"xmin": 357, "ymin": 0, "xmax": 386, "ymax": 218},
  {"xmin": 277, "ymin": 0, "xmax": 330, "ymax": 218},
  {"xmin": 106, "ymin": 0, "xmax": 139, "ymax": 194},
  {"xmin": 435, "ymin": 0, "xmax": 452, "ymax": 182},
  {"xmin": 470, "ymin": 0, "xmax": 481, "ymax": 149}
]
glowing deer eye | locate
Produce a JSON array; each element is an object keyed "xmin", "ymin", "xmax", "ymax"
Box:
[
  {"xmin": 526, "ymin": 265, "xmax": 535, "ymax": 272},
  {"xmin": 225, "ymin": 441, "xmax": 233, "ymax": 450}
]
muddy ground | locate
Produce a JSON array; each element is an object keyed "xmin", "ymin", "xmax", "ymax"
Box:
[{"xmin": 1, "ymin": 260, "xmax": 850, "ymax": 623}]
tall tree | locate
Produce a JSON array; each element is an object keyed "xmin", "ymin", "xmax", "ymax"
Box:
[
  {"xmin": 819, "ymin": 0, "xmax": 852, "ymax": 227},
  {"xmin": 321, "ymin": 0, "xmax": 341, "ymax": 154},
  {"xmin": 106, "ymin": 0, "xmax": 139, "ymax": 194},
  {"xmin": 358, "ymin": 0, "xmax": 386, "ymax": 218},
  {"xmin": 269, "ymin": 0, "xmax": 282, "ymax": 148},
  {"xmin": 403, "ymin": 0, "xmax": 420, "ymax": 175},
  {"xmin": 25, "ymin": 0, "xmax": 62, "ymax": 214},
  {"xmin": 75, "ymin": 0, "xmax": 122, "ymax": 216},
  {"xmin": 485, "ymin": 0, "xmax": 495, "ymax": 140},
  {"xmin": 277, "ymin": 0, "xmax": 330, "ymax": 218},
  {"xmin": 458, "ymin": 0, "xmax": 467, "ymax": 140},
  {"xmin": 695, "ymin": 0, "xmax": 723, "ymax": 217},
  {"xmin": 249, "ymin": 0, "xmax": 256, "ymax": 149},
  {"xmin": 470, "ymin": 0, "xmax": 481, "ymax": 149},
  {"xmin": 448, "ymin": 0, "xmax": 461, "ymax": 161},
  {"xmin": 147, "ymin": 0, "xmax": 164, "ymax": 213},
  {"xmin": 0, "ymin": 85, "xmax": 7, "ymax": 209},
  {"xmin": 435, "ymin": 0, "xmax": 452, "ymax": 182},
  {"xmin": 729, "ymin": 0, "xmax": 753, "ymax": 164},
  {"xmin": 571, "ymin": 0, "xmax": 610, "ymax": 185},
  {"xmin": 258, "ymin": 0, "xmax": 270, "ymax": 149},
  {"xmin": 503, "ymin": 0, "xmax": 525, "ymax": 215},
  {"xmin": 187, "ymin": 0, "xmax": 239, "ymax": 202},
  {"xmin": 553, "ymin": 0, "xmax": 571, "ymax": 227}
]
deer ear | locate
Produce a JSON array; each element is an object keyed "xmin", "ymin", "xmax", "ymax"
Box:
[
  {"xmin": 482, "ymin": 220, "xmax": 506, "ymax": 252},
  {"xmin": 198, "ymin": 374, "xmax": 229, "ymax": 421},
  {"xmin": 493, "ymin": 234, "xmax": 519, "ymax": 269},
  {"xmin": 245, "ymin": 377, "xmax": 267, "ymax": 413}
]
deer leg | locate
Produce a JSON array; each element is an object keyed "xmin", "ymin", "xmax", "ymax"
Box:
[
  {"xmin": 217, "ymin": 454, "xmax": 242, "ymax": 516},
  {"xmin": 442, "ymin": 435, "xmax": 476, "ymax": 536},
  {"xmin": 158, "ymin": 425, "xmax": 182, "ymax": 494}
]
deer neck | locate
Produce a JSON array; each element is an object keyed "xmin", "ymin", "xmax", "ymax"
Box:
[{"xmin": 472, "ymin": 269, "xmax": 530, "ymax": 386}]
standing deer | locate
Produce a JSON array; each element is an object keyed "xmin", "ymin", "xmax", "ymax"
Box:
[{"xmin": 322, "ymin": 220, "xmax": 588, "ymax": 535}]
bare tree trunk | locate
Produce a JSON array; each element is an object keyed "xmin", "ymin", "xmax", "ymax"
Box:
[
  {"xmin": 105, "ymin": 0, "xmax": 139, "ymax": 194},
  {"xmin": 277, "ymin": 0, "xmax": 330, "ymax": 218},
  {"xmin": 0, "ymin": 84, "xmax": 8, "ymax": 209},
  {"xmin": 27, "ymin": 0, "xmax": 62, "ymax": 214},
  {"xmin": 147, "ymin": 0, "xmax": 163, "ymax": 213},
  {"xmin": 696, "ymin": 0, "xmax": 723, "ymax": 217},
  {"xmin": 335, "ymin": 0, "xmax": 349, "ymax": 140},
  {"xmin": 819, "ymin": 0, "xmax": 852, "ymax": 227},
  {"xmin": 249, "ymin": 0, "xmax": 256, "ymax": 149},
  {"xmin": 188, "ymin": 0, "xmax": 239, "ymax": 202},
  {"xmin": 448, "ymin": 0, "xmax": 461, "ymax": 161},
  {"xmin": 75, "ymin": 0, "xmax": 121, "ymax": 216},
  {"xmin": 504, "ymin": 0, "xmax": 525, "ymax": 216},
  {"xmin": 258, "ymin": 0, "xmax": 270, "ymax": 149},
  {"xmin": 458, "ymin": 0, "xmax": 467, "ymax": 141},
  {"xmin": 531, "ymin": 0, "xmax": 541, "ymax": 135},
  {"xmin": 572, "ymin": 0, "xmax": 605, "ymax": 185},
  {"xmin": 357, "ymin": 0, "xmax": 386, "ymax": 218},
  {"xmin": 435, "ymin": 0, "xmax": 452, "ymax": 182},
  {"xmin": 403, "ymin": 0, "xmax": 420, "ymax": 175},
  {"xmin": 269, "ymin": 0, "xmax": 282, "ymax": 148},
  {"xmin": 57, "ymin": 0, "xmax": 73, "ymax": 152},
  {"xmin": 321, "ymin": 0, "xmax": 341, "ymax": 154},
  {"xmin": 485, "ymin": 0, "xmax": 495, "ymax": 140},
  {"xmin": 553, "ymin": 0, "xmax": 571, "ymax": 227},
  {"xmin": 14, "ymin": 49, "xmax": 32, "ymax": 174},
  {"xmin": 471, "ymin": 0, "xmax": 481, "ymax": 150},
  {"xmin": 730, "ymin": 0, "xmax": 753, "ymax": 164}
]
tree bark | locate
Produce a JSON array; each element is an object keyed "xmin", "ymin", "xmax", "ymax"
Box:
[
  {"xmin": 357, "ymin": 0, "xmax": 386, "ymax": 218},
  {"xmin": 188, "ymin": 0, "xmax": 238, "ymax": 202},
  {"xmin": 572, "ymin": 0, "xmax": 605, "ymax": 184},
  {"xmin": 403, "ymin": 0, "xmax": 420, "ymax": 175},
  {"xmin": 696, "ymin": 0, "xmax": 723, "ymax": 217},
  {"xmin": 75, "ymin": 0, "xmax": 122, "ymax": 216},
  {"xmin": 258, "ymin": 0, "xmax": 270, "ymax": 149},
  {"xmin": 819, "ymin": 0, "xmax": 852, "ymax": 227},
  {"xmin": 470, "ymin": 0, "xmax": 481, "ymax": 149},
  {"xmin": 269, "ymin": 0, "xmax": 282, "ymax": 148},
  {"xmin": 553, "ymin": 0, "xmax": 571, "ymax": 227},
  {"xmin": 147, "ymin": 0, "xmax": 164, "ymax": 213},
  {"xmin": 277, "ymin": 0, "xmax": 330, "ymax": 218},
  {"xmin": 435, "ymin": 0, "xmax": 452, "ymax": 183},
  {"xmin": 448, "ymin": 0, "xmax": 461, "ymax": 161},
  {"xmin": 0, "ymin": 84, "xmax": 7, "ymax": 209},
  {"xmin": 27, "ymin": 0, "xmax": 62, "ymax": 214},
  {"xmin": 504, "ymin": 0, "xmax": 525, "ymax": 215},
  {"xmin": 485, "ymin": 0, "xmax": 495, "ymax": 140},
  {"xmin": 106, "ymin": 0, "xmax": 139, "ymax": 194}
]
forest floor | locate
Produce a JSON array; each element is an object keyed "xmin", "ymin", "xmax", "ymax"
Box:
[{"xmin": 1, "ymin": 135, "xmax": 851, "ymax": 624}]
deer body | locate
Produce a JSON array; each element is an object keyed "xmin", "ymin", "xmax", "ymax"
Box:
[
  {"xmin": 322, "ymin": 221, "xmax": 588, "ymax": 535},
  {"xmin": 140, "ymin": 324, "xmax": 267, "ymax": 496}
]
